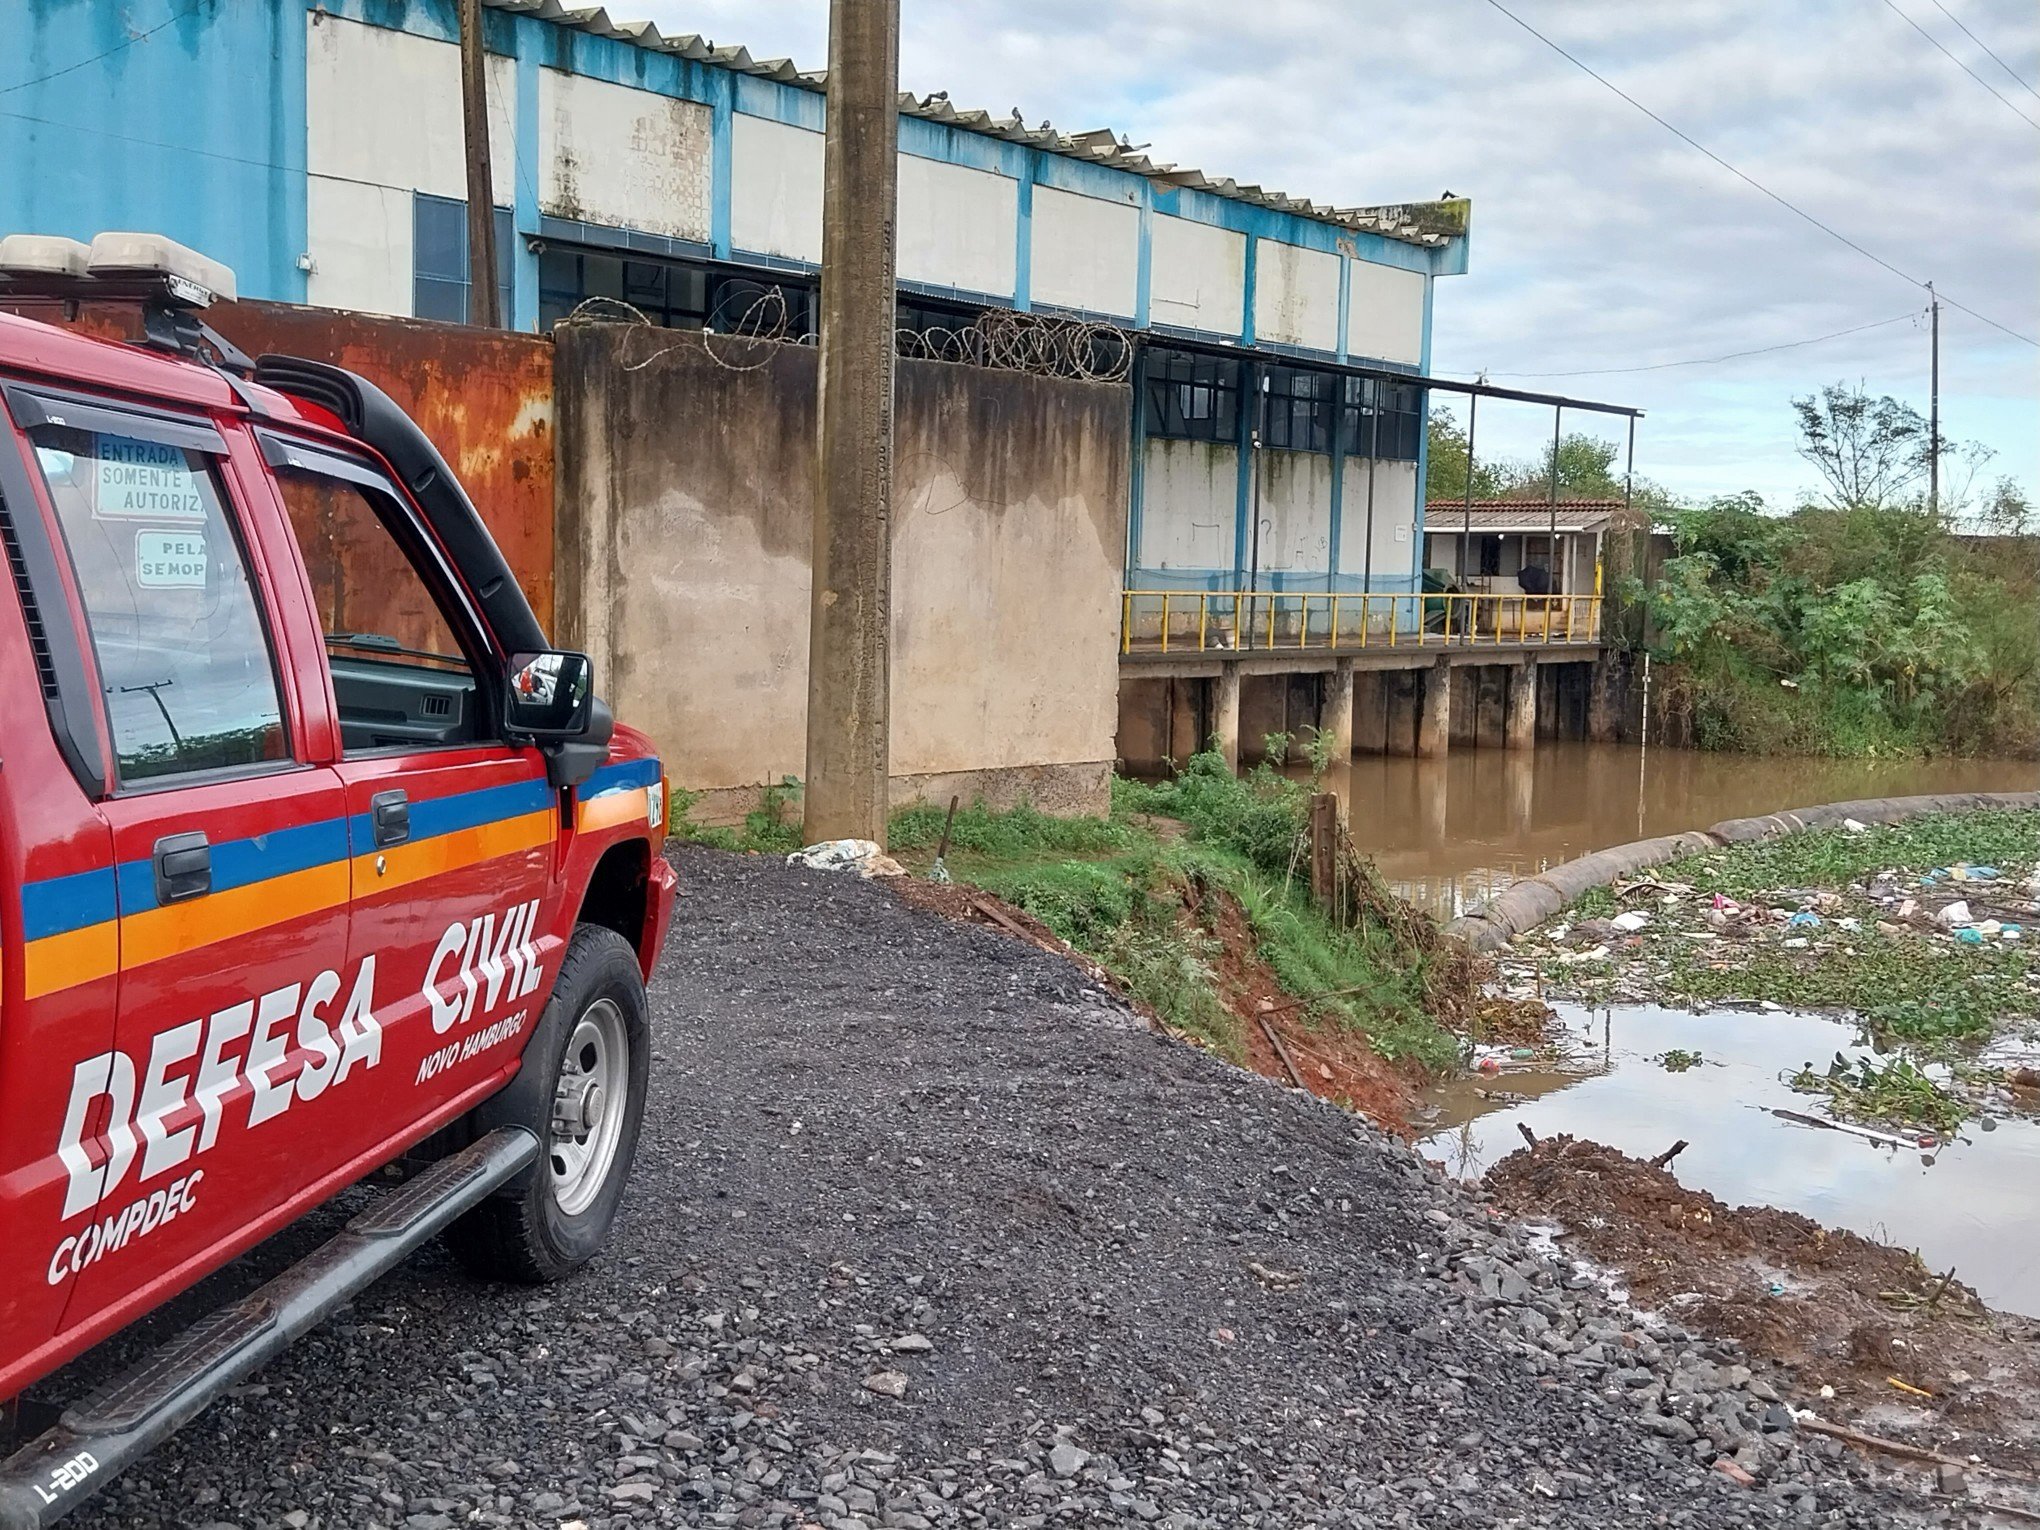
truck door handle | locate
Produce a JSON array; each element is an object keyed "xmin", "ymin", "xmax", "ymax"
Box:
[
  {"xmin": 371, "ymin": 789, "xmax": 410, "ymax": 848},
  {"xmin": 153, "ymin": 831, "xmax": 212, "ymax": 904}
]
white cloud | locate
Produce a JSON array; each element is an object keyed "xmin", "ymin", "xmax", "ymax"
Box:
[{"xmin": 626, "ymin": 0, "xmax": 2039, "ymax": 506}]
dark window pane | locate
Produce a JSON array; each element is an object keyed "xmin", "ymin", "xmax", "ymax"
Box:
[
  {"xmin": 414, "ymin": 276, "xmax": 467, "ymax": 324},
  {"xmin": 414, "ymin": 194, "xmax": 466, "ymax": 281}
]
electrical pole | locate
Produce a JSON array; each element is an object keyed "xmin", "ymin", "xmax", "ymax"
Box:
[
  {"xmin": 804, "ymin": 0, "xmax": 899, "ymax": 844},
  {"xmin": 458, "ymin": 0, "xmax": 501, "ymax": 329},
  {"xmin": 1927, "ymin": 282, "xmax": 1940, "ymax": 518}
]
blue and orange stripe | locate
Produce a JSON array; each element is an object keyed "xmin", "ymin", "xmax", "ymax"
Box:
[{"xmin": 13, "ymin": 764, "xmax": 657, "ymax": 1002}]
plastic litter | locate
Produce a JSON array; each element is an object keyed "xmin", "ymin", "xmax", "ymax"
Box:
[
  {"xmin": 1956, "ymin": 928, "xmax": 1985, "ymax": 946},
  {"xmin": 1842, "ymin": 818, "xmax": 1869, "ymax": 833},
  {"xmin": 1609, "ymin": 910, "xmax": 1652, "ymax": 933},
  {"xmin": 1935, "ymin": 901, "xmax": 1974, "ymax": 928},
  {"xmin": 1788, "ymin": 911, "xmax": 1822, "ymax": 928},
  {"xmin": 786, "ymin": 839, "xmax": 906, "ymax": 878}
]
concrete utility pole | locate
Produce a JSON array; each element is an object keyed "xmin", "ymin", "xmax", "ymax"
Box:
[
  {"xmin": 458, "ymin": 0, "xmax": 501, "ymax": 329},
  {"xmin": 1927, "ymin": 282, "xmax": 1941, "ymax": 518},
  {"xmin": 804, "ymin": 0, "xmax": 900, "ymax": 844}
]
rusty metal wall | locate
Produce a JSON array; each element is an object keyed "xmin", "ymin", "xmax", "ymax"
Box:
[
  {"xmin": 212, "ymin": 302, "xmax": 557, "ymax": 632},
  {"xmin": 35, "ymin": 300, "xmax": 558, "ymax": 634}
]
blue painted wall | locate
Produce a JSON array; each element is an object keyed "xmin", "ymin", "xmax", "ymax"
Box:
[{"xmin": 1, "ymin": 0, "xmax": 307, "ymax": 301}]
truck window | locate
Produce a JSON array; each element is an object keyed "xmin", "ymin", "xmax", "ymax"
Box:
[
  {"xmin": 28, "ymin": 427, "xmax": 289, "ymax": 785},
  {"xmin": 271, "ymin": 462, "xmax": 484, "ymax": 754}
]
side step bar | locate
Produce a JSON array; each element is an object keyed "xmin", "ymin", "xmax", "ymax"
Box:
[{"xmin": 0, "ymin": 1127, "xmax": 539, "ymax": 1529}]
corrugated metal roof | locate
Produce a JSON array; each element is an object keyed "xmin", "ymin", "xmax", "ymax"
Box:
[
  {"xmin": 1423, "ymin": 502, "xmax": 1623, "ymax": 533},
  {"xmin": 482, "ymin": 0, "xmax": 1469, "ymax": 249}
]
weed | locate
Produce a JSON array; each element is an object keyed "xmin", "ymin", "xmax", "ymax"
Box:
[
  {"xmin": 1661, "ymin": 810, "xmax": 2039, "ymax": 898},
  {"xmin": 1789, "ymin": 1052, "xmax": 1967, "ymax": 1133},
  {"xmin": 1658, "ymin": 1049, "xmax": 1704, "ymax": 1072},
  {"xmin": 1571, "ymin": 886, "xmax": 1616, "ymax": 919},
  {"xmin": 667, "ymin": 786, "xmax": 740, "ymax": 851}
]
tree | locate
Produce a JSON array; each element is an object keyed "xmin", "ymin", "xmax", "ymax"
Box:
[
  {"xmin": 1791, "ymin": 383, "xmax": 1931, "ymax": 511},
  {"xmin": 1495, "ymin": 432, "xmax": 1624, "ymax": 502},
  {"xmin": 1424, "ymin": 407, "xmax": 1504, "ymax": 503}
]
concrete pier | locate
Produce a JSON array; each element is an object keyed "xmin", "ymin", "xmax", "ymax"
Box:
[
  {"xmin": 1418, "ymin": 658, "xmax": 1452, "ymax": 759},
  {"xmin": 1214, "ymin": 665, "xmax": 1242, "ymax": 769},
  {"xmin": 1506, "ymin": 658, "xmax": 1538, "ymax": 751},
  {"xmin": 1321, "ymin": 659, "xmax": 1355, "ymax": 762}
]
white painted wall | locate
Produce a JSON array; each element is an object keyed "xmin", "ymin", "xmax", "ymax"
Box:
[
  {"xmin": 730, "ymin": 113, "xmax": 824, "ymax": 263},
  {"xmin": 1337, "ymin": 459, "xmax": 1420, "ymax": 584},
  {"xmin": 1253, "ymin": 240, "xmax": 1340, "ymax": 351},
  {"xmin": 1140, "ymin": 439, "xmax": 1237, "ymax": 572},
  {"xmin": 307, "ymin": 16, "xmax": 514, "ymax": 203},
  {"xmin": 1149, "ymin": 215, "xmax": 1245, "ymax": 336},
  {"xmin": 897, "ymin": 155, "xmax": 1016, "ymax": 297},
  {"xmin": 306, "ymin": 14, "xmax": 512, "ymax": 314},
  {"xmin": 1255, "ymin": 451, "xmax": 1335, "ymax": 575},
  {"xmin": 1347, "ymin": 260, "xmax": 1426, "ymax": 365},
  {"xmin": 538, "ymin": 69, "xmax": 712, "ymax": 241},
  {"xmin": 1028, "ymin": 185, "xmax": 1138, "ymax": 317},
  {"xmin": 305, "ymin": 180, "xmax": 413, "ymax": 316}
]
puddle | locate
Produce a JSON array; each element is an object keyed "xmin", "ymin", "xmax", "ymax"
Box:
[{"xmin": 1419, "ymin": 1002, "xmax": 2040, "ymax": 1318}]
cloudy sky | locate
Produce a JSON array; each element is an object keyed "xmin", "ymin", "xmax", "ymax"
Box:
[{"xmin": 637, "ymin": 0, "xmax": 2037, "ymax": 512}]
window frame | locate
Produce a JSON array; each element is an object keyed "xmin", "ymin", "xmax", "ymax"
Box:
[
  {"xmin": 413, "ymin": 192, "xmax": 516, "ymax": 326},
  {"xmin": 18, "ymin": 403, "xmax": 299, "ymax": 794},
  {"xmin": 1260, "ymin": 364, "xmax": 1337, "ymax": 455},
  {"xmin": 258, "ymin": 429, "xmax": 509, "ymax": 756},
  {"xmin": 1142, "ymin": 347, "xmax": 1242, "ymax": 445}
]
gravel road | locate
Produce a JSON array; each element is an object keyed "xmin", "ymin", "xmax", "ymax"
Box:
[{"xmin": 51, "ymin": 847, "xmax": 1947, "ymax": 1528}]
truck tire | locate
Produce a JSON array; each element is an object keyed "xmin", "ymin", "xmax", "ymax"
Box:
[{"xmin": 442, "ymin": 924, "xmax": 650, "ymax": 1283}]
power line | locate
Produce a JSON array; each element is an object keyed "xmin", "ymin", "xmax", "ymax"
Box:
[
  {"xmin": 1877, "ymin": 0, "xmax": 2040, "ymax": 131},
  {"xmin": 1476, "ymin": 311, "xmax": 1920, "ymax": 379},
  {"xmin": 1478, "ymin": 0, "xmax": 2040, "ymax": 350},
  {"xmin": 1, "ymin": 5, "xmax": 203, "ymax": 96},
  {"xmin": 1927, "ymin": 0, "xmax": 2040, "ymax": 101}
]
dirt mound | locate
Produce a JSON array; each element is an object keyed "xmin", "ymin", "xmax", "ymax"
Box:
[{"xmin": 1485, "ymin": 1134, "xmax": 2040, "ymax": 1469}]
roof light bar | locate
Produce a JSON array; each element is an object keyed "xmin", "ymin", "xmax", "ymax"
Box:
[{"xmin": 0, "ymin": 231, "xmax": 236, "ymax": 306}]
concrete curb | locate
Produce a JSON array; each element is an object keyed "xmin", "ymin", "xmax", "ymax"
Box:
[{"xmin": 1443, "ymin": 790, "xmax": 2040, "ymax": 953}]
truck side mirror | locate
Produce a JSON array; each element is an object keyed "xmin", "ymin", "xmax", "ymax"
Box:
[{"xmin": 505, "ymin": 650, "xmax": 593, "ymax": 737}]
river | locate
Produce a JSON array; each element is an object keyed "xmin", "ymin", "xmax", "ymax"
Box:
[{"xmin": 1297, "ymin": 741, "xmax": 2040, "ymax": 919}]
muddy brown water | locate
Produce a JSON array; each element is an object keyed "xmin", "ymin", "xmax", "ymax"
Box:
[
  {"xmin": 1295, "ymin": 741, "xmax": 2040, "ymax": 919},
  {"xmin": 1420, "ymin": 1002, "xmax": 2040, "ymax": 1318}
]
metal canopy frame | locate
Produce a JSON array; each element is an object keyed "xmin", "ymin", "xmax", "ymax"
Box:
[{"xmin": 1131, "ymin": 333, "xmax": 1643, "ymax": 613}]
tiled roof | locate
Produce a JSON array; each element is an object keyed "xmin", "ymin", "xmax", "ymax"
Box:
[
  {"xmin": 1423, "ymin": 501, "xmax": 1627, "ymax": 533},
  {"xmin": 482, "ymin": 0, "xmax": 1470, "ymax": 249}
]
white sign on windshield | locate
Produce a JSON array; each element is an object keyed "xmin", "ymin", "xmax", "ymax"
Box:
[
  {"xmin": 136, "ymin": 530, "xmax": 207, "ymax": 588},
  {"xmin": 95, "ymin": 436, "xmax": 206, "ymax": 522}
]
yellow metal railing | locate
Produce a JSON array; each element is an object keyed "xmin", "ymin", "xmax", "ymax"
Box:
[{"xmin": 1119, "ymin": 590, "xmax": 1604, "ymax": 656}]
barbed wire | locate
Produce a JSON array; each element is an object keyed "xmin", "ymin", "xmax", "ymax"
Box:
[{"xmin": 559, "ymin": 291, "xmax": 1131, "ymax": 382}]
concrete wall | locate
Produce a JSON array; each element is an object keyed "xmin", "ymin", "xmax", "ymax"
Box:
[
  {"xmin": 1257, "ymin": 451, "xmax": 1336, "ymax": 578},
  {"xmin": 1336, "ymin": 459, "xmax": 1420, "ymax": 588},
  {"xmin": 1138, "ymin": 439, "xmax": 1239, "ymax": 578},
  {"xmin": 898, "ymin": 156, "xmax": 1017, "ymax": 298},
  {"xmin": 1253, "ymin": 240, "xmax": 1341, "ymax": 351},
  {"xmin": 1346, "ymin": 261, "xmax": 1425, "ymax": 365},
  {"xmin": 538, "ymin": 68, "xmax": 713, "ymax": 241},
  {"xmin": 1149, "ymin": 216, "xmax": 1246, "ymax": 336},
  {"xmin": 1030, "ymin": 187, "xmax": 1140, "ymax": 318},
  {"xmin": 731, "ymin": 114, "xmax": 825, "ymax": 263},
  {"xmin": 555, "ymin": 325, "xmax": 1129, "ymax": 816}
]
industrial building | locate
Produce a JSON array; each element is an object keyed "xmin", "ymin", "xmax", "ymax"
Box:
[{"xmin": 3, "ymin": 0, "xmax": 1473, "ymax": 606}]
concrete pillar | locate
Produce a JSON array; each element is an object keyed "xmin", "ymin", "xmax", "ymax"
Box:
[
  {"xmin": 804, "ymin": 0, "xmax": 901, "ymax": 843},
  {"xmin": 1588, "ymin": 655, "xmax": 1624, "ymax": 743},
  {"xmin": 1505, "ymin": 658, "xmax": 1538, "ymax": 751},
  {"xmin": 1167, "ymin": 679, "xmax": 1200, "ymax": 766},
  {"xmin": 1354, "ymin": 670, "xmax": 1388, "ymax": 754},
  {"xmin": 1417, "ymin": 658, "xmax": 1452, "ymax": 759},
  {"xmin": 1419, "ymin": 750, "xmax": 1449, "ymax": 843},
  {"xmin": 1450, "ymin": 668, "xmax": 1480, "ymax": 749},
  {"xmin": 1386, "ymin": 671, "xmax": 1420, "ymax": 756},
  {"xmin": 1320, "ymin": 659, "xmax": 1355, "ymax": 762},
  {"xmin": 1505, "ymin": 749, "xmax": 1535, "ymax": 828},
  {"xmin": 1475, "ymin": 667, "xmax": 1508, "ymax": 747},
  {"xmin": 1213, "ymin": 664, "xmax": 1242, "ymax": 770}
]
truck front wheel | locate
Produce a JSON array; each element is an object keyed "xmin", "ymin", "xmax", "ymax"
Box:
[{"xmin": 443, "ymin": 924, "xmax": 650, "ymax": 1282}]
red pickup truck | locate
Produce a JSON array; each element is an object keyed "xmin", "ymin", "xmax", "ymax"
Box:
[{"xmin": 0, "ymin": 234, "xmax": 675, "ymax": 1525}]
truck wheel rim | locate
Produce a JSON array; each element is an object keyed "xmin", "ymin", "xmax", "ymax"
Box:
[{"xmin": 549, "ymin": 998, "xmax": 628, "ymax": 1217}]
